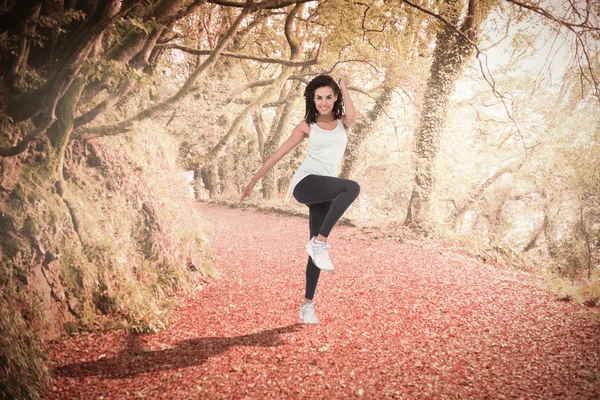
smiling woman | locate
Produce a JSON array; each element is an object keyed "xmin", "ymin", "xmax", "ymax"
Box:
[{"xmin": 240, "ymin": 74, "xmax": 360, "ymax": 325}]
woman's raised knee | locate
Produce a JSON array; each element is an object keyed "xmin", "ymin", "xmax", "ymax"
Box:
[{"xmin": 348, "ymin": 180, "xmax": 360, "ymax": 199}]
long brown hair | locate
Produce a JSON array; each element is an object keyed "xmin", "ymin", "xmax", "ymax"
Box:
[{"xmin": 303, "ymin": 75, "xmax": 344, "ymax": 125}]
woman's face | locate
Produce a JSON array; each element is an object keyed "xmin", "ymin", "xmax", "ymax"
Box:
[{"xmin": 313, "ymin": 86, "xmax": 337, "ymax": 117}]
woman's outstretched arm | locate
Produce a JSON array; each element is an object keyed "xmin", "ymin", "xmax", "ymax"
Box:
[
  {"xmin": 339, "ymin": 76, "xmax": 356, "ymax": 129},
  {"xmin": 240, "ymin": 121, "xmax": 309, "ymax": 202}
]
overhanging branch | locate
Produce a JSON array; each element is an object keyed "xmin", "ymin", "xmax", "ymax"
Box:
[
  {"xmin": 207, "ymin": 0, "xmax": 317, "ymax": 9},
  {"xmin": 77, "ymin": 5, "xmax": 253, "ymax": 140},
  {"xmin": 401, "ymin": 0, "xmax": 479, "ymax": 48},
  {"xmin": 504, "ymin": 0, "xmax": 599, "ymax": 31},
  {"xmin": 162, "ymin": 45, "xmax": 318, "ymax": 67}
]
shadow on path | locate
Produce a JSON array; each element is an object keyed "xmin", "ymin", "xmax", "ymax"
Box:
[{"xmin": 54, "ymin": 324, "xmax": 302, "ymax": 379}]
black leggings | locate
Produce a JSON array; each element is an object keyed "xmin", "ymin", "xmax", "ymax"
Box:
[{"xmin": 292, "ymin": 175, "xmax": 360, "ymax": 300}]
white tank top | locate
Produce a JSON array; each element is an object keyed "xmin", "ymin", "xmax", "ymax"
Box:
[{"xmin": 290, "ymin": 119, "xmax": 348, "ymax": 191}]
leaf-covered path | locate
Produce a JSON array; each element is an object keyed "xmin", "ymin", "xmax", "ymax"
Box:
[{"xmin": 48, "ymin": 202, "xmax": 600, "ymax": 399}]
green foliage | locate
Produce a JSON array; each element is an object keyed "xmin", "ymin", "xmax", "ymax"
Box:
[
  {"xmin": 27, "ymin": 10, "xmax": 87, "ymax": 49},
  {"xmin": 109, "ymin": 15, "xmax": 161, "ymax": 45},
  {"xmin": 37, "ymin": 10, "xmax": 87, "ymax": 34}
]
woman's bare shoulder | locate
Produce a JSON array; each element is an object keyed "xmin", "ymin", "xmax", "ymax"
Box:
[{"xmin": 294, "ymin": 120, "xmax": 311, "ymax": 137}]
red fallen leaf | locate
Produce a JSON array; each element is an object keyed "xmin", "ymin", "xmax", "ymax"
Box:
[{"xmin": 46, "ymin": 203, "xmax": 600, "ymax": 399}]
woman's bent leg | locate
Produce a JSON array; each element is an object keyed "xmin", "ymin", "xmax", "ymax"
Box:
[{"xmin": 293, "ymin": 175, "xmax": 360, "ymax": 238}]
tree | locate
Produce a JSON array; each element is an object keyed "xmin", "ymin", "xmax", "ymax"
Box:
[
  {"xmin": 0, "ymin": 1, "xmax": 317, "ymax": 396},
  {"xmin": 404, "ymin": 0, "xmax": 486, "ymax": 227},
  {"xmin": 340, "ymin": 86, "xmax": 394, "ymax": 179}
]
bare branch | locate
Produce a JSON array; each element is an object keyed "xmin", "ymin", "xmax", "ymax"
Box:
[
  {"xmin": 284, "ymin": 3, "xmax": 302, "ymax": 56},
  {"xmin": 329, "ymin": 59, "xmax": 381, "ymax": 74},
  {"xmin": 574, "ymin": 32, "xmax": 600, "ymax": 101},
  {"xmin": 226, "ymin": 79, "xmax": 278, "ymax": 102},
  {"xmin": 232, "ymin": 99, "xmax": 287, "ymax": 107},
  {"xmin": 161, "ymin": 0, "xmax": 206, "ymax": 25},
  {"xmin": 162, "ymin": 45, "xmax": 318, "ymax": 67},
  {"xmin": 207, "ymin": 0, "xmax": 316, "ymax": 10},
  {"xmin": 504, "ymin": 0, "xmax": 600, "ymax": 31},
  {"xmin": 452, "ymin": 158, "xmax": 527, "ymax": 226},
  {"xmin": 227, "ymin": 76, "xmax": 375, "ymax": 105},
  {"xmin": 75, "ymin": 80, "xmax": 137, "ymax": 129},
  {"xmin": 401, "ymin": 0, "xmax": 479, "ymax": 48},
  {"xmin": 502, "ymin": 0, "xmax": 600, "ymax": 101}
]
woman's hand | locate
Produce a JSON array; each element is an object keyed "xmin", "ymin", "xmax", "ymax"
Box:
[
  {"xmin": 240, "ymin": 180, "xmax": 255, "ymax": 202},
  {"xmin": 338, "ymin": 76, "xmax": 350, "ymax": 90}
]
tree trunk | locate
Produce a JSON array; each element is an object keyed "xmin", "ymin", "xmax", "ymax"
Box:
[
  {"xmin": 7, "ymin": 0, "xmax": 121, "ymax": 123},
  {"xmin": 542, "ymin": 199, "xmax": 559, "ymax": 260},
  {"xmin": 6, "ymin": 2, "xmax": 41, "ymax": 89},
  {"xmin": 48, "ymin": 79, "xmax": 83, "ymax": 174},
  {"xmin": 201, "ymin": 165, "xmax": 219, "ymax": 199},
  {"xmin": 405, "ymin": 0, "xmax": 480, "ymax": 227},
  {"xmin": 339, "ymin": 86, "xmax": 393, "ymax": 180},
  {"xmin": 523, "ymin": 223, "xmax": 544, "ymax": 253},
  {"xmin": 0, "ymin": 0, "xmax": 44, "ymax": 35},
  {"xmin": 252, "ymin": 110, "xmax": 267, "ymax": 156},
  {"xmin": 49, "ymin": 78, "xmax": 87, "ymax": 242},
  {"xmin": 262, "ymin": 83, "xmax": 300, "ymax": 199},
  {"xmin": 578, "ymin": 203, "xmax": 593, "ymax": 279}
]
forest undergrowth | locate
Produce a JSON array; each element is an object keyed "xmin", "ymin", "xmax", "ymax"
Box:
[{"xmin": 0, "ymin": 128, "xmax": 216, "ymax": 400}]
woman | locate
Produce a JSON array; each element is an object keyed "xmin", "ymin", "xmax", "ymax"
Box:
[{"xmin": 240, "ymin": 74, "xmax": 360, "ymax": 325}]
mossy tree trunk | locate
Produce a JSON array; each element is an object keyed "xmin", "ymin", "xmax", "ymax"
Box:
[
  {"xmin": 49, "ymin": 78, "xmax": 87, "ymax": 242},
  {"xmin": 404, "ymin": 0, "xmax": 483, "ymax": 227},
  {"xmin": 7, "ymin": 0, "xmax": 121, "ymax": 123}
]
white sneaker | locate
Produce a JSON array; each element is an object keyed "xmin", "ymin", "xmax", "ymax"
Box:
[
  {"xmin": 300, "ymin": 302, "xmax": 319, "ymax": 324},
  {"xmin": 305, "ymin": 237, "xmax": 334, "ymax": 272}
]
